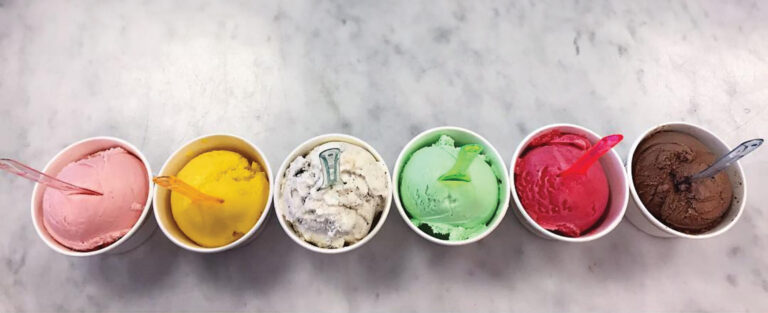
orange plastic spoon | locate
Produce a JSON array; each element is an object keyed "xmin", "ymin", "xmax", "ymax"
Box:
[{"xmin": 153, "ymin": 176, "xmax": 224, "ymax": 204}]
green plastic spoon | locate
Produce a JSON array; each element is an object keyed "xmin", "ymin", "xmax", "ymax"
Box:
[
  {"xmin": 319, "ymin": 147, "xmax": 341, "ymax": 188},
  {"xmin": 439, "ymin": 144, "xmax": 483, "ymax": 182}
]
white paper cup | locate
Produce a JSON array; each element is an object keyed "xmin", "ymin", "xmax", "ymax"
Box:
[
  {"xmin": 392, "ymin": 126, "xmax": 510, "ymax": 246},
  {"xmin": 153, "ymin": 134, "xmax": 273, "ymax": 253},
  {"xmin": 30, "ymin": 137, "xmax": 155, "ymax": 257},
  {"xmin": 509, "ymin": 123, "xmax": 628, "ymax": 242},
  {"xmin": 625, "ymin": 122, "xmax": 747, "ymax": 239},
  {"xmin": 274, "ymin": 134, "xmax": 392, "ymax": 254}
]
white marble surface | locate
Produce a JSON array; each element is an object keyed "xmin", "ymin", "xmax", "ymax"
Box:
[{"xmin": 1, "ymin": 0, "xmax": 767, "ymax": 312}]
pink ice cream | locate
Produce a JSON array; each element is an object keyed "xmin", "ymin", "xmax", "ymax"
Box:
[{"xmin": 42, "ymin": 147, "xmax": 149, "ymax": 251}]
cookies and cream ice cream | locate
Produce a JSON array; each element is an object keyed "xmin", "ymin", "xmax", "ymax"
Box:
[{"xmin": 279, "ymin": 141, "xmax": 389, "ymax": 249}]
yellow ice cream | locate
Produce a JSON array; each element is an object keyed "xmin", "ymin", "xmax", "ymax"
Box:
[{"xmin": 171, "ymin": 150, "xmax": 269, "ymax": 248}]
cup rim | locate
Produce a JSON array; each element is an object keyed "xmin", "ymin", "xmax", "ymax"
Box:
[
  {"xmin": 273, "ymin": 133, "xmax": 393, "ymax": 254},
  {"xmin": 509, "ymin": 123, "xmax": 629, "ymax": 243},
  {"xmin": 625, "ymin": 121, "xmax": 747, "ymax": 239},
  {"xmin": 392, "ymin": 126, "xmax": 511, "ymax": 246},
  {"xmin": 29, "ymin": 136, "xmax": 154, "ymax": 257},
  {"xmin": 153, "ymin": 133, "xmax": 274, "ymax": 253}
]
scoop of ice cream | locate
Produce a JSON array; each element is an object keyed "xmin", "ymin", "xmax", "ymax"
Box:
[
  {"xmin": 171, "ymin": 150, "xmax": 269, "ymax": 248},
  {"xmin": 280, "ymin": 142, "xmax": 389, "ymax": 249},
  {"xmin": 399, "ymin": 135, "xmax": 500, "ymax": 241},
  {"xmin": 42, "ymin": 147, "xmax": 148, "ymax": 251},
  {"xmin": 632, "ymin": 131, "xmax": 733, "ymax": 233},
  {"xmin": 514, "ymin": 131, "xmax": 609, "ymax": 237}
]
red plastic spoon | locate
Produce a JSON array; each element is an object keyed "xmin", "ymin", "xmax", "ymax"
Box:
[
  {"xmin": 558, "ymin": 134, "xmax": 623, "ymax": 177},
  {"xmin": 0, "ymin": 158, "xmax": 103, "ymax": 195}
]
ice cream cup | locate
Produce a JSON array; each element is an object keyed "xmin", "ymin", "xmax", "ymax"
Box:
[
  {"xmin": 30, "ymin": 137, "xmax": 156, "ymax": 257},
  {"xmin": 393, "ymin": 126, "xmax": 511, "ymax": 246},
  {"xmin": 625, "ymin": 122, "xmax": 747, "ymax": 239},
  {"xmin": 274, "ymin": 134, "xmax": 392, "ymax": 254},
  {"xmin": 154, "ymin": 134, "xmax": 273, "ymax": 253},
  {"xmin": 509, "ymin": 123, "xmax": 628, "ymax": 242}
]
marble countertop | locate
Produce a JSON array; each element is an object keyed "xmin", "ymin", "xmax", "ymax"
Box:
[{"xmin": 1, "ymin": 0, "xmax": 767, "ymax": 312}]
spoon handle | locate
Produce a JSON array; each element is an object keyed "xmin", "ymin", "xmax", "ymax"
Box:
[
  {"xmin": 559, "ymin": 134, "xmax": 623, "ymax": 177},
  {"xmin": 690, "ymin": 139, "xmax": 763, "ymax": 180},
  {"xmin": 153, "ymin": 176, "xmax": 224, "ymax": 203},
  {"xmin": 0, "ymin": 158, "xmax": 102, "ymax": 195},
  {"xmin": 439, "ymin": 144, "xmax": 483, "ymax": 182},
  {"xmin": 319, "ymin": 148, "xmax": 341, "ymax": 188}
]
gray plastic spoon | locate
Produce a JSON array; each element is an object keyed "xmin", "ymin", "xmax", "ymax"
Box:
[
  {"xmin": 0, "ymin": 158, "xmax": 102, "ymax": 196},
  {"xmin": 690, "ymin": 138, "xmax": 763, "ymax": 181},
  {"xmin": 676, "ymin": 138, "xmax": 763, "ymax": 191}
]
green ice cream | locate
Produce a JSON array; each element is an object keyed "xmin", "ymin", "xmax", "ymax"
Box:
[{"xmin": 399, "ymin": 135, "xmax": 500, "ymax": 240}]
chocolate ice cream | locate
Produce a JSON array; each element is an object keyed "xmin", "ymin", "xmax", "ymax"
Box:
[{"xmin": 632, "ymin": 131, "xmax": 733, "ymax": 233}]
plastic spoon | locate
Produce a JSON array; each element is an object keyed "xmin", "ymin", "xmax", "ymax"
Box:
[
  {"xmin": 690, "ymin": 139, "xmax": 763, "ymax": 180},
  {"xmin": 559, "ymin": 134, "xmax": 623, "ymax": 177},
  {"xmin": 439, "ymin": 144, "xmax": 483, "ymax": 182},
  {"xmin": 0, "ymin": 158, "xmax": 102, "ymax": 196},
  {"xmin": 153, "ymin": 176, "xmax": 224, "ymax": 204},
  {"xmin": 676, "ymin": 138, "xmax": 763, "ymax": 190},
  {"xmin": 319, "ymin": 148, "xmax": 342, "ymax": 188}
]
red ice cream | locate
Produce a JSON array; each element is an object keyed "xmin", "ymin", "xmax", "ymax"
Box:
[{"xmin": 514, "ymin": 130, "xmax": 610, "ymax": 237}]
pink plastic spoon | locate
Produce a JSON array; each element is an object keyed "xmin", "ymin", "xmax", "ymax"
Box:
[
  {"xmin": 0, "ymin": 158, "xmax": 102, "ymax": 196},
  {"xmin": 558, "ymin": 134, "xmax": 623, "ymax": 177}
]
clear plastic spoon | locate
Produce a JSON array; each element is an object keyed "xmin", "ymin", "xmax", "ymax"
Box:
[
  {"xmin": 153, "ymin": 176, "xmax": 224, "ymax": 204},
  {"xmin": 0, "ymin": 158, "xmax": 102, "ymax": 196}
]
